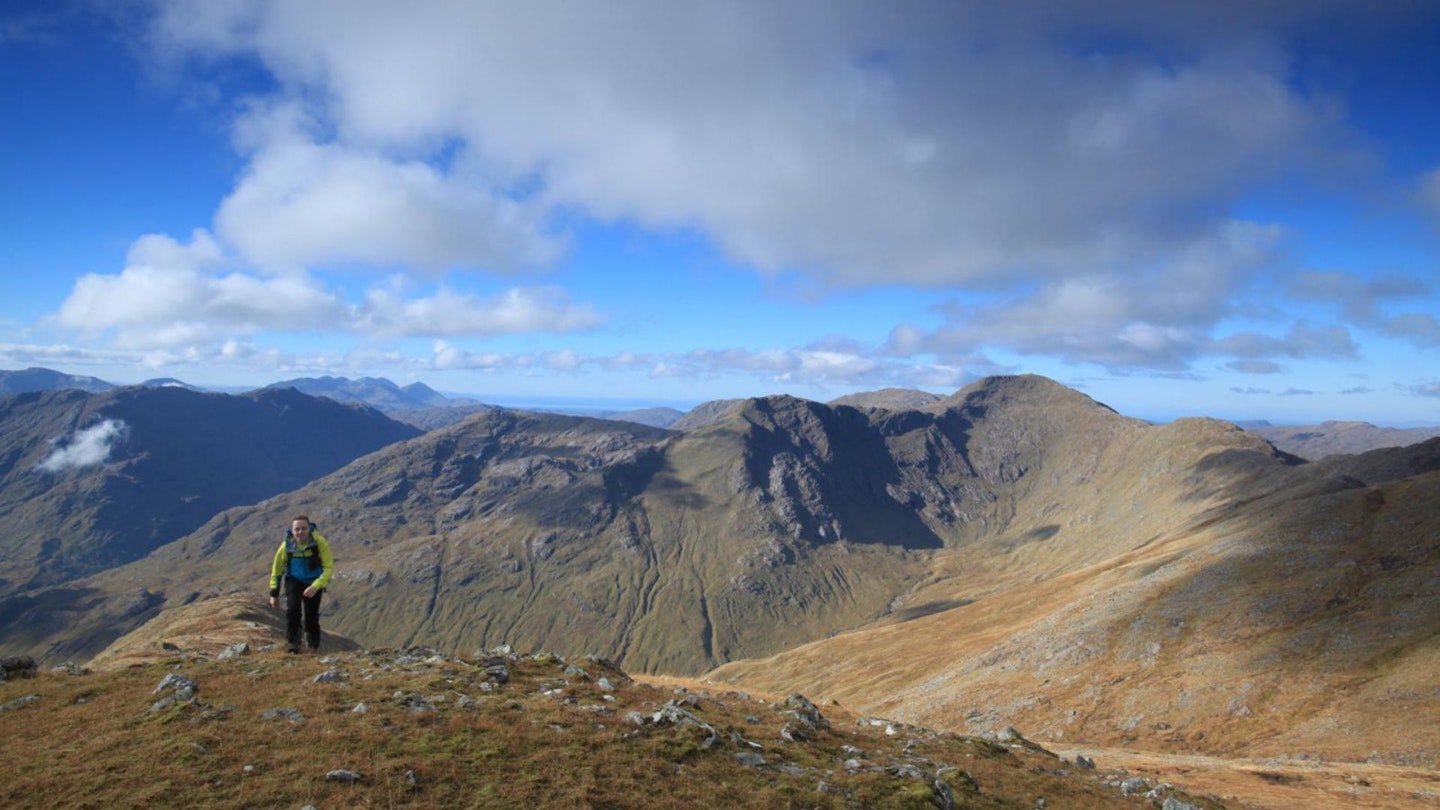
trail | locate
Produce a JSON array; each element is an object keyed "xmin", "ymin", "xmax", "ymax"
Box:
[{"xmin": 1051, "ymin": 746, "xmax": 1440, "ymax": 810}]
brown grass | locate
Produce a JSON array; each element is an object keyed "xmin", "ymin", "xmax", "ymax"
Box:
[{"xmin": 0, "ymin": 647, "xmax": 1222, "ymax": 810}]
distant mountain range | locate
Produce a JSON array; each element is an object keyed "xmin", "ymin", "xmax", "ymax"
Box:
[
  {"xmin": 9, "ymin": 366, "xmax": 1437, "ymax": 457},
  {"xmin": 1240, "ymin": 419, "xmax": 1440, "ymax": 459},
  {"xmin": 0, "ymin": 366, "xmax": 114, "ymax": 395}
]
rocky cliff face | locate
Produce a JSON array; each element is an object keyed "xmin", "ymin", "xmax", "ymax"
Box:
[
  {"xmin": 709, "ymin": 437, "xmax": 1440, "ymax": 765},
  {"xmin": 1, "ymin": 375, "xmax": 1327, "ymax": 682}
]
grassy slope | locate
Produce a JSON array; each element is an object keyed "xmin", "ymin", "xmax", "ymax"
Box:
[
  {"xmin": 0, "ymin": 628, "xmax": 1219, "ymax": 810},
  {"xmin": 708, "ymin": 469, "xmax": 1440, "ymax": 768}
]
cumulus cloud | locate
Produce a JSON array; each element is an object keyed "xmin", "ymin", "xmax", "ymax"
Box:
[
  {"xmin": 216, "ymin": 103, "xmax": 565, "ymax": 274},
  {"xmin": 35, "ymin": 0, "xmax": 1429, "ymax": 394},
  {"xmin": 36, "ymin": 419, "xmax": 128, "ymax": 473},
  {"xmin": 54, "ymin": 231, "xmax": 347, "ymax": 349},
  {"xmin": 51, "ymin": 231, "xmax": 600, "ymax": 350},
  {"xmin": 142, "ymin": 0, "xmax": 1350, "ymax": 290},
  {"xmin": 879, "ymin": 221, "xmax": 1311, "ymax": 370}
]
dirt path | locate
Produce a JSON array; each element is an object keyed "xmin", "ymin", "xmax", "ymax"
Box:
[{"xmin": 1052, "ymin": 747, "xmax": 1440, "ymax": 810}]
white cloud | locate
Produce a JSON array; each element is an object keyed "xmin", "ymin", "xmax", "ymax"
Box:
[
  {"xmin": 51, "ymin": 230, "xmax": 599, "ymax": 351},
  {"xmin": 216, "ymin": 104, "xmax": 564, "ymax": 273},
  {"xmin": 426, "ymin": 340, "xmax": 968, "ymax": 391},
  {"xmin": 357, "ymin": 286, "xmax": 602, "ymax": 338},
  {"xmin": 31, "ymin": 0, "xmax": 1427, "ymax": 401},
  {"xmin": 143, "ymin": 0, "xmax": 1349, "ymax": 289},
  {"xmin": 36, "ymin": 419, "xmax": 128, "ymax": 473},
  {"xmin": 881, "ymin": 220, "xmax": 1297, "ymax": 370},
  {"xmin": 53, "ymin": 231, "xmax": 347, "ymax": 350}
]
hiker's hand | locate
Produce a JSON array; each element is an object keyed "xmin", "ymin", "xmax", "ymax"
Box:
[
  {"xmin": 268, "ymin": 596, "xmax": 278, "ymax": 609},
  {"xmin": 303, "ymin": 586, "xmax": 317, "ymax": 598}
]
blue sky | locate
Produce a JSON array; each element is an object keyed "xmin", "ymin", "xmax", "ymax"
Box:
[{"xmin": 3, "ymin": 1, "xmax": 1440, "ymax": 425}]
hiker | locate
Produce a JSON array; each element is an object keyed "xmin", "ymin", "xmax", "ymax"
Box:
[{"xmin": 267, "ymin": 514, "xmax": 334, "ymax": 654}]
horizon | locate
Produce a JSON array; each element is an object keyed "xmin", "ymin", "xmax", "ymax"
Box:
[
  {"xmin": 8, "ymin": 364, "xmax": 1440, "ymax": 429},
  {"xmin": 3, "ymin": 3, "xmax": 1440, "ymax": 428}
]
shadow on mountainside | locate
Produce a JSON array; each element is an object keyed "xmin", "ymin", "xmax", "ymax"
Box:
[{"xmin": 1085, "ymin": 466, "xmax": 1440, "ymax": 765}]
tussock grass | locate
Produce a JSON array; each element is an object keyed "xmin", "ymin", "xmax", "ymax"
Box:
[{"xmin": 0, "ymin": 647, "xmax": 1218, "ymax": 809}]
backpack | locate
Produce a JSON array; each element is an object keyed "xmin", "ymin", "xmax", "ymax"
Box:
[{"xmin": 285, "ymin": 526, "xmax": 324, "ymax": 583}]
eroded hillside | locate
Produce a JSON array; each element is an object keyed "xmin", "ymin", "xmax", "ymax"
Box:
[{"xmin": 3, "ymin": 375, "xmax": 1325, "ymax": 681}]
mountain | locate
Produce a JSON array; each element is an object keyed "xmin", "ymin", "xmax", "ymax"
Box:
[
  {"xmin": 0, "ymin": 376, "xmax": 1301, "ymax": 669},
  {"xmin": 0, "ymin": 366, "xmax": 114, "ymax": 395},
  {"xmin": 1243, "ymin": 420, "xmax": 1440, "ymax": 459},
  {"xmin": 669, "ymin": 398, "xmax": 745, "ymax": 430},
  {"xmin": 0, "ymin": 386, "xmax": 422, "ymax": 595},
  {"xmin": 707, "ymin": 436, "xmax": 1440, "ymax": 765},
  {"xmin": 4, "ymin": 374, "xmax": 1436, "ymax": 773},
  {"xmin": 828, "ymin": 388, "xmax": 943, "ymax": 411},
  {"xmin": 263, "ymin": 375, "xmax": 458, "ymax": 409},
  {"xmin": 593, "ymin": 406, "xmax": 686, "ymax": 428},
  {"xmin": 261, "ymin": 375, "xmax": 493, "ymax": 430}
]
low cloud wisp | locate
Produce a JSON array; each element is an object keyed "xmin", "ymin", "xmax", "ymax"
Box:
[{"xmin": 36, "ymin": 419, "xmax": 129, "ymax": 473}]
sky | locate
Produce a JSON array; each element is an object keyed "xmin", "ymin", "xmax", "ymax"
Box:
[{"xmin": 3, "ymin": 1, "xmax": 1440, "ymax": 426}]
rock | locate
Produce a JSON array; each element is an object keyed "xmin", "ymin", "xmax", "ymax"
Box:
[
  {"xmin": 325, "ymin": 769, "xmax": 362, "ymax": 783},
  {"xmin": 313, "ymin": 669, "xmax": 345, "ymax": 683},
  {"xmin": 733, "ymin": 751, "xmax": 766, "ymax": 767},
  {"xmin": 1120, "ymin": 777, "xmax": 1150, "ymax": 795},
  {"xmin": 216, "ymin": 642, "xmax": 249, "ymax": 661},
  {"xmin": 1074, "ymin": 755, "xmax": 1096, "ymax": 770},
  {"xmin": 782, "ymin": 693, "xmax": 830, "ymax": 731},
  {"xmin": 0, "ymin": 656, "xmax": 38, "ymax": 681},
  {"xmin": 933, "ymin": 777, "xmax": 955, "ymax": 810},
  {"xmin": 261, "ymin": 708, "xmax": 306, "ymax": 723},
  {"xmin": 482, "ymin": 661, "xmax": 510, "ymax": 685},
  {"xmin": 1162, "ymin": 797, "xmax": 1201, "ymax": 810},
  {"xmin": 153, "ymin": 673, "xmax": 198, "ymax": 701},
  {"xmin": 0, "ymin": 695, "xmax": 40, "ymax": 712}
]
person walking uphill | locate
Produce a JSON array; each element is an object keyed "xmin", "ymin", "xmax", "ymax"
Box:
[{"xmin": 268, "ymin": 515, "xmax": 334, "ymax": 654}]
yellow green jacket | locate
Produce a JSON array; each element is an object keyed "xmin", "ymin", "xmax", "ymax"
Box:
[{"xmin": 269, "ymin": 530, "xmax": 334, "ymax": 592}]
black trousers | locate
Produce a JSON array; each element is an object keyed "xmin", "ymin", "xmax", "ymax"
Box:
[{"xmin": 283, "ymin": 577, "xmax": 324, "ymax": 649}]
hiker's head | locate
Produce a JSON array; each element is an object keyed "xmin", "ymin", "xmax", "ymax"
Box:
[{"xmin": 291, "ymin": 516, "xmax": 312, "ymax": 537}]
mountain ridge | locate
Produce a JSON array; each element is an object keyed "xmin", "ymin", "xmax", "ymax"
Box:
[
  {"xmin": 1, "ymin": 373, "xmax": 1435, "ymax": 775},
  {"xmin": 0, "ymin": 386, "xmax": 421, "ymax": 594}
]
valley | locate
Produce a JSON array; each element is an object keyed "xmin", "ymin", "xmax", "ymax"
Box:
[{"xmin": 1, "ymin": 371, "xmax": 1436, "ymax": 808}]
